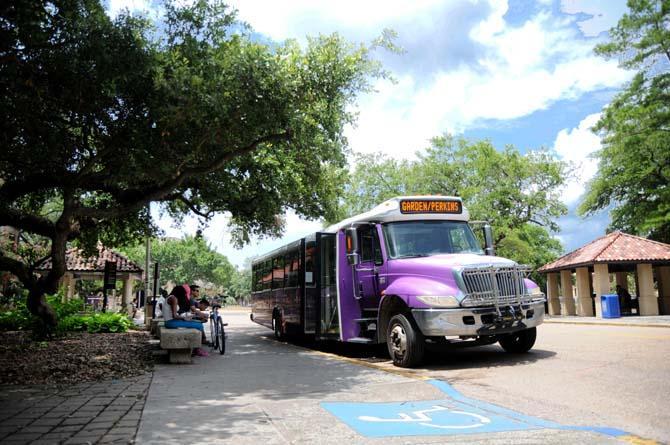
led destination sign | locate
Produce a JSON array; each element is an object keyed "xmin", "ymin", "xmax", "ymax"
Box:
[{"xmin": 399, "ymin": 199, "xmax": 462, "ymax": 214}]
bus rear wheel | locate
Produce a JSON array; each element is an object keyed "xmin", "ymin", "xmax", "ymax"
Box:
[
  {"xmin": 273, "ymin": 313, "xmax": 284, "ymax": 340},
  {"xmin": 498, "ymin": 327, "xmax": 536, "ymax": 353},
  {"xmin": 386, "ymin": 314, "xmax": 424, "ymax": 368}
]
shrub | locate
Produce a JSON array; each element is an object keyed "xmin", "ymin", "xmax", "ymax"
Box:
[
  {"xmin": 0, "ymin": 306, "xmax": 32, "ymax": 331},
  {"xmin": 224, "ymin": 296, "xmax": 237, "ymax": 306},
  {"xmin": 57, "ymin": 313, "xmax": 132, "ymax": 334}
]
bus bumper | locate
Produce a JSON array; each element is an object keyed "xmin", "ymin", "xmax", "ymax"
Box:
[{"xmin": 411, "ymin": 301, "xmax": 545, "ymax": 337}]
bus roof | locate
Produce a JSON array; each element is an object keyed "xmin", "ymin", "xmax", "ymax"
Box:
[{"xmin": 325, "ymin": 196, "xmax": 469, "ymax": 233}]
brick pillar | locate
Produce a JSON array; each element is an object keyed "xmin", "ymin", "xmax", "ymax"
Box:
[
  {"xmin": 575, "ymin": 267, "xmax": 594, "ymax": 317},
  {"xmin": 657, "ymin": 266, "xmax": 670, "ymax": 315},
  {"xmin": 560, "ymin": 270, "xmax": 576, "ymax": 315},
  {"xmin": 637, "ymin": 263, "xmax": 659, "ymax": 316},
  {"xmin": 546, "ymin": 273, "xmax": 560, "ymax": 315},
  {"xmin": 593, "ymin": 263, "xmax": 610, "ymax": 318}
]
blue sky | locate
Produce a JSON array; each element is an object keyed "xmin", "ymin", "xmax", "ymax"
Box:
[{"xmin": 108, "ymin": 0, "xmax": 632, "ymax": 268}]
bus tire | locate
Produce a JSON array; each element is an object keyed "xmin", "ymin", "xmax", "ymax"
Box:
[
  {"xmin": 273, "ymin": 313, "xmax": 284, "ymax": 340},
  {"xmin": 498, "ymin": 327, "xmax": 536, "ymax": 353},
  {"xmin": 386, "ymin": 313, "xmax": 424, "ymax": 368}
]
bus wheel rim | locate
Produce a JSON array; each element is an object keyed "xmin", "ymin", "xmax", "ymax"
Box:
[{"xmin": 390, "ymin": 324, "xmax": 407, "ymax": 358}]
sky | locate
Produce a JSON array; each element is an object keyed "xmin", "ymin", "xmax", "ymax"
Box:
[{"xmin": 107, "ymin": 0, "xmax": 632, "ymax": 268}]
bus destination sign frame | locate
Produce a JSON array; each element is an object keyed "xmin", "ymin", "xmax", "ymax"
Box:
[{"xmin": 399, "ymin": 199, "xmax": 462, "ymax": 215}]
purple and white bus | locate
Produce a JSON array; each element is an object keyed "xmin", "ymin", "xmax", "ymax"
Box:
[{"xmin": 250, "ymin": 196, "xmax": 546, "ymax": 367}]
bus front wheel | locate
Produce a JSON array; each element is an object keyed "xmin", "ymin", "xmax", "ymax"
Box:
[
  {"xmin": 386, "ymin": 314, "xmax": 424, "ymax": 368},
  {"xmin": 498, "ymin": 327, "xmax": 536, "ymax": 353}
]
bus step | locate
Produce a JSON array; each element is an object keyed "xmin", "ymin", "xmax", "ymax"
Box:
[
  {"xmin": 348, "ymin": 337, "xmax": 374, "ymax": 344},
  {"xmin": 354, "ymin": 318, "xmax": 377, "ymax": 323}
]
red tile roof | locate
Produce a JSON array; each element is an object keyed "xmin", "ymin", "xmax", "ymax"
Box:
[
  {"xmin": 538, "ymin": 231, "xmax": 670, "ymax": 273},
  {"xmin": 36, "ymin": 245, "xmax": 143, "ymax": 273}
]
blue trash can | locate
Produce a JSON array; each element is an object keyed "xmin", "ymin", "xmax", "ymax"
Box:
[{"xmin": 601, "ymin": 294, "xmax": 621, "ymax": 318}]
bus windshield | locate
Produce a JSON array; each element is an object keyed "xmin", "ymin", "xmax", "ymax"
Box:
[{"xmin": 383, "ymin": 221, "xmax": 484, "ymax": 259}]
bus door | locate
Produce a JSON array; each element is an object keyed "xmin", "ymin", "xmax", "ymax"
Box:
[
  {"xmin": 354, "ymin": 224, "xmax": 383, "ymax": 306},
  {"xmin": 303, "ymin": 233, "xmax": 339, "ymax": 337},
  {"xmin": 319, "ymin": 233, "xmax": 339, "ymax": 337}
]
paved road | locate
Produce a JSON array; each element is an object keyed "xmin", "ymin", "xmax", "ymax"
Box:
[{"xmin": 137, "ymin": 312, "xmax": 670, "ymax": 444}]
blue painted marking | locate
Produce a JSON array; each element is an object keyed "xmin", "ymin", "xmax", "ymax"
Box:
[{"xmin": 321, "ymin": 379, "xmax": 631, "ymax": 438}]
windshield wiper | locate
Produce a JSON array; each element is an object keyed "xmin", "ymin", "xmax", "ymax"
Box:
[{"xmin": 394, "ymin": 253, "xmax": 431, "ymax": 259}]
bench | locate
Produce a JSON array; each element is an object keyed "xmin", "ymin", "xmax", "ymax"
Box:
[
  {"xmin": 159, "ymin": 327, "xmax": 202, "ymax": 364},
  {"xmin": 150, "ymin": 319, "xmax": 165, "ymax": 338}
]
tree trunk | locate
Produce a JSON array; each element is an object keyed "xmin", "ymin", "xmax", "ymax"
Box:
[{"xmin": 27, "ymin": 282, "xmax": 58, "ymax": 336}]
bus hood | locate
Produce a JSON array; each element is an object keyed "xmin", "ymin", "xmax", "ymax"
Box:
[{"xmin": 384, "ymin": 254, "xmax": 529, "ymax": 305}]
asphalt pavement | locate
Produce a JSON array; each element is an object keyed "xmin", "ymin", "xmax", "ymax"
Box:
[{"xmin": 136, "ymin": 311, "xmax": 668, "ymax": 444}]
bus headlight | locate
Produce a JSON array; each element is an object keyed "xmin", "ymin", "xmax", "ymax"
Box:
[
  {"xmin": 530, "ymin": 286, "xmax": 546, "ymax": 301},
  {"xmin": 416, "ymin": 295, "xmax": 460, "ymax": 308}
]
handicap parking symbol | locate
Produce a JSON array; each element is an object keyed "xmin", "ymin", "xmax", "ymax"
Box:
[
  {"xmin": 322, "ymin": 398, "xmax": 532, "ymax": 437},
  {"xmin": 321, "ymin": 379, "xmax": 630, "ymax": 439}
]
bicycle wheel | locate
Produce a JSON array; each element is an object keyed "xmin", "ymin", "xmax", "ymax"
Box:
[
  {"xmin": 217, "ymin": 318, "xmax": 226, "ymax": 355},
  {"xmin": 210, "ymin": 317, "xmax": 219, "ymax": 351}
]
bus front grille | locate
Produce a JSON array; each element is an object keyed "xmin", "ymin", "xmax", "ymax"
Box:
[{"xmin": 459, "ymin": 265, "xmax": 532, "ymax": 307}]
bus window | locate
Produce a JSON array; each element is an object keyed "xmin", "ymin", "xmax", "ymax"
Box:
[
  {"xmin": 359, "ymin": 225, "xmax": 382, "ymax": 265},
  {"xmin": 262, "ymin": 260, "xmax": 272, "ymax": 290},
  {"xmin": 272, "ymin": 256, "xmax": 284, "ymax": 289},
  {"xmin": 305, "ymin": 240, "xmax": 315, "ymax": 287},
  {"xmin": 285, "ymin": 249, "xmax": 300, "ymax": 287},
  {"xmin": 252, "ymin": 265, "xmax": 260, "ymax": 292}
]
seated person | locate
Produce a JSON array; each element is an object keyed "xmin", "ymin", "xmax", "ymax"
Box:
[
  {"xmin": 189, "ymin": 284, "xmax": 201, "ymax": 308},
  {"xmin": 192, "ymin": 298, "xmax": 210, "ymax": 322},
  {"xmin": 154, "ymin": 289, "xmax": 167, "ymax": 319},
  {"xmin": 164, "ymin": 285, "xmax": 208, "ymax": 356}
]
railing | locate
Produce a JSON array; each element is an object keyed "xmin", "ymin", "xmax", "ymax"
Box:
[{"xmin": 459, "ymin": 265, "xmax": 532, "ymax": 307}]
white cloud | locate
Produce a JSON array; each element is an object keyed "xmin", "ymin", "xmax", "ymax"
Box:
[
  {"xmin": 560, "ymin": 0, "xmax": 628, "ymax": 37},
  {"xmin": 228, "ymin": 0, "xmax": 444, "ymax": 43},
  {"xmin": 553, "ymin": 112, "xmax": 602, "ymax": 204},
  {"xmin": 152, "ymin": 206, "xmax": 322, "ymax": 268},
  {"xmin": 107, "ymin": 0, "xmax": 151, "ymax": 17},
  {"xmin": 346, "ymin": 1, "xmax": 629, "ymax": 158}
]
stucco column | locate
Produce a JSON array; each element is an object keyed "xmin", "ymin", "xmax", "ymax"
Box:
[
  {"xmin": 615, "ymin": 272, "xmax": 627, "ymax": 289},
  {"xmin": 61, "ymin": 273, "xmax": 75, "ymax": 302},
  {"xmin": 575, "ymin": 267, "xmax": 594, "ymax": 317},
  {"xmin": 546, "ymin": 273, "xmax": 560, "ymax": 315},
  {"xmin": 122, "ymin": 276, "xmax": 134, "ymax": 308},
  {"xmin": 593, "ymin": 263, "xmax": 610, "ymax": 318},
  {"xmin": 657, "ymin": 266, "xmax": 670, "ymax": 315},
  {"xmin": 637, "ymin": 263, "xmax": 659, "ymax": 316},
  {"xmin": 559, "ymin": 270, "xmax": 576, "ymax": 315}
]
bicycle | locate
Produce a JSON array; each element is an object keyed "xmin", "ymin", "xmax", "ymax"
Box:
[{"xmin": 209, "ymin": 303, "xmax": 227, "ymax": 355}]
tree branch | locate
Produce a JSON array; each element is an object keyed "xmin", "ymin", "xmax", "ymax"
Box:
[
  {"xmin": 73, "ymin": 130, "xmax": 292, "ymax": 219},
  {"xmin": 0, "ymin": 252, "xmax": 34, "ymax": 287},
  {"xmin": 171, "ymin": 193, "xmax": 215, "ymax": 218},
  {"xmin": 0, "ymin": 208, "xmax": 56, "ymax": 238}
]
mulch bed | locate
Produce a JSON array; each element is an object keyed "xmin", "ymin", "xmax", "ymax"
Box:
[{"xmin": 0, "ymin": 330, "xmax": 154, "ymax": 385}]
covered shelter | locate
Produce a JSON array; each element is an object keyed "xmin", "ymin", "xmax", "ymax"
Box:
[
  {"xmin": 37, "ymin": 245, "xmax": 143, "ymax": 309},
  {"xmin": 538, "ymin": 232, "xmax": 670, "ymax": 318}
]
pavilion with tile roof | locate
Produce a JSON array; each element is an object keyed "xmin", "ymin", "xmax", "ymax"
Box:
[
  {"xmin": 36, "ymin": 244, "xmax": 143, "ymax": 309},
  {"xmin": 538, "ymin": 231, "xmax": 670, "ymax": 317}
]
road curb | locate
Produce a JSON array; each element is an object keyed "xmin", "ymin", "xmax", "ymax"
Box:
[{"xmin": 544, "ymin": 319, "xmax": 670, "ymax": 329}]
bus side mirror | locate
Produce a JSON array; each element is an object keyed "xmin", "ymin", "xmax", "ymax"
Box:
[
  {"xmin": 483, "ymin": 224, "xmax": 495, "ymax": 256},
  {"xmin": 345, "ymin": 228, "xmax": 360, "ymax": 265}
]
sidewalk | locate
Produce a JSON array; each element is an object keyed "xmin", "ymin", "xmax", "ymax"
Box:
[
  {"xmin": 544, "ymin": 314, "xmax": 670, "ymax": 328},
  {"xmin": 0, "ymin": 374, "xmax": 151, "ymax": 444}
]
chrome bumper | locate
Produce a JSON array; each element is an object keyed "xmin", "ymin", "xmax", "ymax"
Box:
[{"xmin": 411, "ymin": 301, "xmax": 545, "ymax": 337}]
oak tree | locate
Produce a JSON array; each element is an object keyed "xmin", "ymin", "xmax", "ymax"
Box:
[{"xmin": 0, "ymin": 0, "xmax": 387, "ymax": 328}]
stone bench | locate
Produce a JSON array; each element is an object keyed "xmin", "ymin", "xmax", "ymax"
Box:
[
  {"xmin": 159, "ymin": 327, "xmax": 201, "ymax": 364},
  {"xmin": 151, "ymin": 319, "xmax": 165, "ymax": 338}
]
